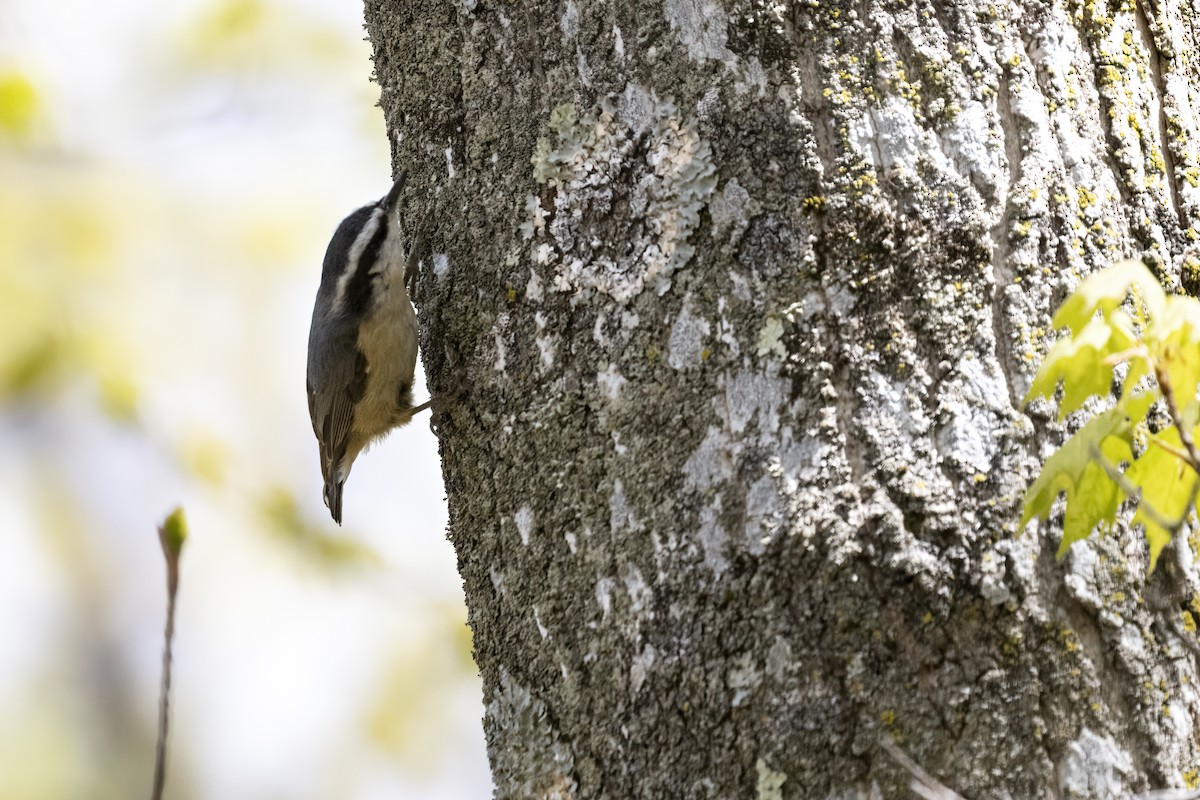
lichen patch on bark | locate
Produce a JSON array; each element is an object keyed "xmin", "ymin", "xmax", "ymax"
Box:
[
  {"xmin": 530, "ymin": 89, "xmax": 719, "ymax": 302},
  {"xmin": 364, "ymin": 0, "xmax": 1200, "ymax": 794}
]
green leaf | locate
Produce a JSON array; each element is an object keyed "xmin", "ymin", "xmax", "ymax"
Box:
[
  {"xmin": 1126, "ymin": 428, "xmax": 1198, "ymax": 571},
  {"xmin": 1120, "ymin": 353, "xmax": 1150, "ymax": 401},
  {"xmin": 1021, "ymin": 405, "xmax": 1139, "ymax": 552},
  {"xmin": 1024, "ymin": 261, "xmax": 1200, "ymax": 572},
  {"xmin": 1118, "ymin": 387, "xmax": 1158, "ymax": 430},
  {"xmin": 1024, "ymin": 316, "xmax": 1132, "ymax": 417},
  {"xmin": 1052, "ymin": 260, "xmax": 1165, "ymax": 335},
  {"xmin": 1055, "ymin": 460, "xmax": 1124, "ymax": 556},
  {"xmin": 1150, "ymin": 293, "xmax": 1200, "ymax": 339},
  {"xmin": 1151, "ymin": 296, "xmax": 1200, "ymax": 425}
]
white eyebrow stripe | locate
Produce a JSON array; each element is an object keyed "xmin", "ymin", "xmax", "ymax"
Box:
[{"xmin": 331, "ymin": 207, "xmax": 385, "ymax": 314}]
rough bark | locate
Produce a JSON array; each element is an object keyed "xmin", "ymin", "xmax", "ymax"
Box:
[{"xmin": 364, "ymin": 0, "xmax": 1200, "ymax": 797}]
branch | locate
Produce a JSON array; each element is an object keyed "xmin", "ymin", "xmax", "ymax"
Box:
[
  {"xmin": 879, "ymin": 735, "xmax": 1200, "ymax": 800},
  {"xmin": 152, "ymin": 508, "xmax": 188, "ymax": 800},
  {"xmin": 1153, "ymin": 363, "xmax": 1200, "ymax": 473},
  {"xmin": 1149, "ymin": 436, "xmax": 1193, "ymax": 464},
  {"xmin": 1102, "ymin": 343, "xmax": 1150, "ymax": 366},
  {"xmin": 1088, "ymin": 443, "xmax": 1198, "ymax": 535},
  {"xmin": 880, "ymin": 738, "xmax": 968, "ymax": 800}
]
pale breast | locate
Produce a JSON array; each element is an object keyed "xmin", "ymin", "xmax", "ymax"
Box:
[{"xmin": 351, "ymin": 230, "xmax": 419, "ymax": 443}]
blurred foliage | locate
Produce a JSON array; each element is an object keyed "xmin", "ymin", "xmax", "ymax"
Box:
[
  {"xmin": 179, "ymin": 430, "xmax": 231, "ymax": 487},
  {"xmin": 259, "ymin": 486, "xmax": 382, "ymax": 569},
  {"xmin": 177, "ymin": 0, "xmax": 358, "ymax": 73},
  {"xmin": 0, "ymin": 163, "xmax": 133, "ymax": 411},
  {"xmin": 367, "ymin": 607, "xmax": 477, "ymax": 773},
  {"xmin": 0, "ymin": 681, "xmax": 90, "ymax": 800},
  {"xmin": 7, "ymin": 473, "xmax": 185, "ymax": 800},
  {"xmin": 0, "ymin": 69, "xmax": 42, "ymax": 143},
  {"xmin": 0, "ymin": 1, "xmax": 480, "ymax": 797}
]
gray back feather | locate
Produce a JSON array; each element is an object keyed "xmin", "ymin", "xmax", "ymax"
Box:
[{"xmin": 307, "ymin": 305, "xmax": 366, "ymax": 478}]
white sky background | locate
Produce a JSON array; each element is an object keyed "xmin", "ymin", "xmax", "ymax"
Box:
[{"xmin": 0, "ymin": 1, "xmax": 492, "ymax": 798}]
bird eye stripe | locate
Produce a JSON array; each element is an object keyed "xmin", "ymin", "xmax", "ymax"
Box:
[
  {"xmin": 341, "ymin": 212, "xmax": 389, "ymax": 317},
  {"xmin": 331, "ymin": 209, "xmax": 385, "ymax": 314}
]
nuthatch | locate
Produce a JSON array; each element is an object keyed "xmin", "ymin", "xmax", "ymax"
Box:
[{"xmin": 307, "ymin": 174, "xmax": 429, "ymax": 524}]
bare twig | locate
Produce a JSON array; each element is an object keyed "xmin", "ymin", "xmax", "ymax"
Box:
[
  {"xmin": 1133, "ymin": 789, "xmax": 1200, "ymax": 800},
  {"xmin": 152, "ymin": 509, "xmax": 188, "ymax": 800},
  {"xmin": 1153, "ymin": 363, "xmax": 1200, "ymax": 473},
  {"xmin": 1102, "ymin": 343, "xmax": 1151, "ymax": 366},
  {"xmin": 879, "ymin": 735, "xmax": 1200, "ymax": 800},
  {"xmin": 151, "ymin": 570, "xmax": 178, "ymax": 800},
  {"xmin": 1148, "ymin": 436, "xmax": 1193, "ymax": 464},
  {"xmin": 880, "ymin": 737, "xmax": 968, "ymax": 800}
]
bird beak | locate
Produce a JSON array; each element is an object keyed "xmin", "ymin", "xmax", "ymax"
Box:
[
  {"xmin": 323, "ymin": 480, "xmax": 344, "ymax": 526},
  {"xmin": 380, "ymin": 171, "xmax": 406, "ymax": 211}
]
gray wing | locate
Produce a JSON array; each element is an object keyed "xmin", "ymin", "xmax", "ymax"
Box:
[{"xmin": 307, "ymin": 322, "xmax": 368, "ymax": 478}]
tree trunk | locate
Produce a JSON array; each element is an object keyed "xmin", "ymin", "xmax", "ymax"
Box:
[{"xmin": 364, "ymin": 0, "xmax": 1200, "ymax": 796}]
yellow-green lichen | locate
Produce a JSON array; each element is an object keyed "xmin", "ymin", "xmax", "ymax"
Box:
[{"xmin": 1059, "ymin": 627, "xmax": 1081, "ymax": 653}]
